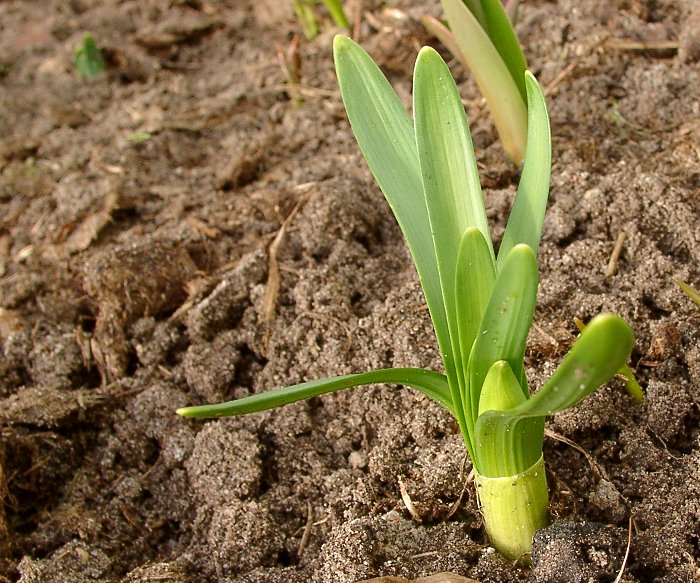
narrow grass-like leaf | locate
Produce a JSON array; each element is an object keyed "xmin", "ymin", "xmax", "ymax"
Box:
[
  {"xmin": 475, "ymin": 314, "xmax": 634, "ymax": 475},
  {"xmin": 478, "ymin": 0, "xmax": 528, "ymax": 101},
  {"xmin": 177, "ymin": 368, "xmax": 453, "ymax": 418},
  {"xmin": 468, "ymin": 244, "xmax": 538, "ymax": 422},
  {"xmin": 675, "ymin": 278, "xmax": 700, "ymax": 307},
  {"xmin": 333, "ymin": 37, "xmax": 456, "ymax": 397},
  {"xmin": 497, "ymin": 71, "xmax": 551, "ymax": 269},
  {"xmin": 419, "ymin": 15, "xmax": 467, "ymax": 71},
  {"xmin": 440, "ymin": 0, "xmax": 527, "ymax": 163},
  {"xmin": 461, "ymin": 0, "xmax": 487, "ymax": 28},
  {"xmin": 321, "ymin": 0, "xmax": 350, "ymax": 29},
  {"xmin": 293, "ymin": 0, "xmax": 319, "ymax": 39}
]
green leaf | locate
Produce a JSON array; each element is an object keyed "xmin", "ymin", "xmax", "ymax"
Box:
[
  {"xmin": 321, "ymin": 0, "xmax": 350, "ymax": 29},
  {"xmin": 477, "ymin": 0, "xmax": 528, "ymax": 101},
  {"xmin": 475, "ymin": 360, "xmax": 544, "ymax": 476},
  {"xmin": 675, "ymin": 278, "xmax": 700, "ymax": 307},
  {"xmin": 177, "ymin": 368, "xmax": 453, "ymax": 418},
  {"xmin": 413, "ymin": 46, "xmax": 494, "ymax": 444},
  {"xmin": 74, "ymin": 34, "xmax": 105, "ymax": 79},
  {"xmin": 333, "ymin": 36, "xmax": 458, "ymax": 423},
  {"xmin": 574, "ymin": 317, "xmax": 643, "ymax": 402},
  {"xmin": 497, "ymin": 72, "xmax": 551, "ymax": 269},
  {"xmin": 468, "ymin": 244, "xmax": 538, "ymax": 422},
  {"xmin": 475, "ymin": 313, "xmax": 635, "ymax": 476},
  {"xmin": 461, "ymin": 0, "xmax": 487, "ymax": 29},
  {"xmin": 419, "ymin": 16, "xmax": 466, "ymax": 70},
  {"xmin": 440, "ymin": 0, "xmax": 527, "ymax": 163},
  {"xmin": 454, "ymin": 227, "xmax": 496, "ymax": 447},
  {"xmin": 294, "ymin": 0, "xmax": 319, "ymax": 39}
]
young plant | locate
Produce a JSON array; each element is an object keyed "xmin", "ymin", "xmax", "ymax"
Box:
[
  {"xmin": 74, "ymin": 34, "xmax": 105, "ymax": 79},
  {"xmin": 421, "ymin": 0, "xmax": 528, "ymax": 164},
  {"xmin": 178, "ymin": 37, "xmax": 635, "ymax": 560},
  {"xmin": 293, "ymin": 0, "xmax": 350, "ymax": 40},
  {"xmin": 675, "ymin": 278, "xmax": 700, "ymax": 307}
]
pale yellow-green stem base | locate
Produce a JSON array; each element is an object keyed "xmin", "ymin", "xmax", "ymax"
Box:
[{"xmin": 474, "ymin": 455, "xmax": 549, "ymax": 560}]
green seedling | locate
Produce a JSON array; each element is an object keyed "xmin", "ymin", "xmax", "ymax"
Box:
[
  {"xmin": 178, "ymin": 37, "xmax": 635, "ymax": 560},
  {"xmin": 73, "ymin": 34, "xmax": 105, "ymax": 79},
  {"xmin": 293, "ymin": 0, "xmax": 350, "ymax": 40},
  {"xmin": 421, "ymin": 0, "xmax": 527, "ymax": 164},
  {"xmin": 675, "ymin": 278, "xmax": 700, "ymax": 307}
]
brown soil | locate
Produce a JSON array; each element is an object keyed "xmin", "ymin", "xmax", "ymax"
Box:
[{"xmin": 1, "ymin": 1, "xmax": 699, "ymax": 582}]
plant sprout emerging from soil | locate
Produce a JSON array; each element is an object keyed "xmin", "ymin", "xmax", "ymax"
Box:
[
  {"xmin": 293, "ymin": 0, "xmax": 350, "ymax": 40},
  {"xmin": 178, "ymin": 37, "xmax": 635, "ymax": 560},
  {"xmin": 421, "ymin": 0, "xmax": 528, "ymax": 164},
  {"xmin": 674, "ymin": 278, "xmax": 700, "ymax": 307},
  {"xmin": 73, "ymin": 34, "xmax": 105, "ymax": 79}
]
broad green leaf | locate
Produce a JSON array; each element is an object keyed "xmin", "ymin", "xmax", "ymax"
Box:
[
  {"xmin": 177, "ymin": 368, "xmax": 453, "ymax": 418},
  {"xmin": 454, "ymin": 226, "xmax": 496, "ymax": 448},
  {"xmin": 468, "ymin": 244, "xmax": 538, "ymax": 423},
  {"xmin": 475, "ymin": 360, "xmax": 543, "ymax": 476},
  {"xmin": 475, "ymin": 313, "xmax": 634, "ymax": 475},
  {"xmin": 440, "ymin": 0, "xmax": 527, "ymax": 163},
  {"xmin": 478, "ymin": 0, "xmax": 528, "ymax": 101},
  {"xmin": 497, "ymin": 72, "xmax": 551, "ymax": 269},
  {"xmin": 574, "ymin": 317, "xmax": 643, "ymax": 402},
  {"xmin": 413, "ymin": 46, "xmax": 493, "ymax": 443},
  {"xmin": 333, "ymin": 37, "xmax": 457, "ymax": 403},
  {"xmin": 478, "ymin": 360, "xmax": 526, "ymax": 416}
]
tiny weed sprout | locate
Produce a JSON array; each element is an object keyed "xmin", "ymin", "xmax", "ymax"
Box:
[
  {"xmin": 73, "ymin": 34, "xmax": 105, "ymax": 79},
  {"xmin": 293, "ymin": 0, "xmax": 350, "ymax": 40},
  {"xmin": 421, "ymin": 0, "xmax": 528, "ymax": 164},
  {"xmin": 178, "ymin": 37, "xmax": 636, "ymax": 560},
  {"xmin": 675, "ymin": 278, "xmax": 700, "ymax": 307}
]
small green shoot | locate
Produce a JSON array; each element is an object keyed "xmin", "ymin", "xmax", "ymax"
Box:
[
  {"xmin": 293, "ymin": 0, "xmax": 350, "ymax": 40},
  {"xmin": 675, "ymin": 278, "xmax": 700, "ymax": 307},
  {"xmin": 74, "ymin": 34, "xmax": 105, "ymax": 79},
  {"xmin": 178, "ymin": 38, "xmax": 636, "ymax": 560},
  {"xmin": 126, "ymin": 132, "xmax": 152, "ymax": 143},
  {"xmin": 421, "ymin": 0, "xmax": 528, "ymax": 164}
]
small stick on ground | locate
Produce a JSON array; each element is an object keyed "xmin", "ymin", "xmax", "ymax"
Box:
[
  {"xmin": 606, "ymin": 231, "xmax": 626, "ymax": 277},
  {"xmin": 613, "ymin": 515, "xmax": 634, "ymax": 583},
  {"xmin": 545, "ymin": 34, "xmax": 610, "ymax": 96},
  {"xmin": 259, "ymin": 194, "xmax": 309, "ymax": 354},
  {"xmin": 604, "ymin": 38, "xmax": 678, "ymax": 52},
  {"xmin": 398, "ymin": 477, "xmax": 422, "ymax": 523},
  {"xmin": 545, "ymin": 428, "xmax": 610, "ymax": 482},
  {"xmin": 352, "ymin": 0, "xmax": 363, "ymax": 40},
  {"xmin": 297, "ymin": 500, "xmax": 314, "ymax": 558}
]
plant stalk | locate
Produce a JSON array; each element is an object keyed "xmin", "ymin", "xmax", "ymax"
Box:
[{"xmin": 474, "ymin": 454, "xmax": 548, "ymax": 560}]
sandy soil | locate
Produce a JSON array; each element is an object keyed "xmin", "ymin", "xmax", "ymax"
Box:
[{"xmin": 1, "ymin": 0, "xmax": 699, "ymax": 581}]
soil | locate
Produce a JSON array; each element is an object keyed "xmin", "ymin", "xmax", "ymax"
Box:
[{"xmin": 1, "ymin": 0, "xmax": 699, "ymax": 582}]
